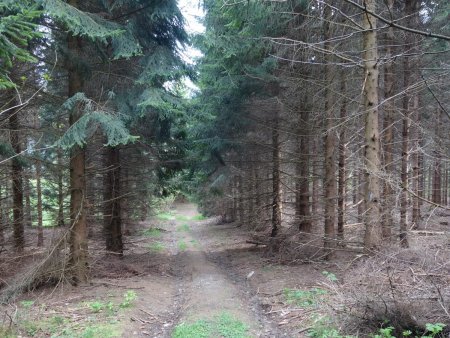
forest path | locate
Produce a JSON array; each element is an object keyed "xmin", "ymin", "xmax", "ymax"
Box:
[
  {"xmin": 168, "ymin": 203, "xmax": 274, "ymax": 337},
  {"xmin": 123, "ymin": 204, "xmax": 280, "ymax": 338}
]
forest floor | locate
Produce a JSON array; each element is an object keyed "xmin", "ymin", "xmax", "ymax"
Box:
[{"xmin": 2, "ymin": 203, "xmax": 449, "ymax": 337}]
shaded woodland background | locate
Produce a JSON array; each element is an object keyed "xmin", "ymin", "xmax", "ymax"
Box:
[{"xmin": 0, "ymin": 0, "xmax": 450, "ymax": 334}]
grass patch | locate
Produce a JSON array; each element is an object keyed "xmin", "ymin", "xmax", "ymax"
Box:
[
  {"xmin": 172, "ymin": 320, "xmax": 211, "ymax": 338},
  {"xmin": 178, "ymin": 240, "xmax": 188, "ymax": 251},
  {"xmin": 177, "ymin": 223, "xmax": 190, "ymax": 232},
  {"xmin": 10, "ymin": 291, "xmax": 137, "ymax": 337},
  {"xmin": 142, "ymin": 228, "xmax": 162, "ymax": 237},
  {"xmin": 283, "ymin": 288, "xmax": 327, "ymax": 307},
  {"xmin": 172, "ymin": 312, "xmax": 249, "ymax": 338},
  {"xmin": 175, "ymin": 214, "xmax": 190, "ymax": 221},
  {"xmin": 148, "ymin": 242, "xmax": 165, "ymax": 252},
  {"xmin": 156, "ymin": 212, "xmax": 176, "ymax": 221},
  {"xmin": 174, "ymin": 214, "xmax": 205, "ymax": 221},
  {"xmin": 79, "ymin": 323, "xmax": 121, "ymax": 338},
  {"xmin": 191, "ymin": 214, "xmax": 206, "ymax": 221},
  {"xmin": 0, "ymin": 327, "xmax": 15, "ymax": 338}
]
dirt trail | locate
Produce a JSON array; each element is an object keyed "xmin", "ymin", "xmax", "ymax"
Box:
[
  {"xmin": 169, "ymin": 203, "xmax": 279, "ymax": 337},
  {"xmin": 128, "ymin": 204, "xmax": 282, "ymax": 337}
]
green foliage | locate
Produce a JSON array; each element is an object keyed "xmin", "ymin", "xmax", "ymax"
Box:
[
  {"xmin": 79, "ymin": 323, "xmax": 120, "ymax": 338},
  {"xmin": 172, "ymin": 312, "xmax": 249, "ymax": 338},
  {"xmin": 306, "ymin": 315, "xmax": 354, "ymax": 338},
  {"xmin": 0, "ymin": 1, "xmax": 41, "ymax": 88},
  {"xmin": 119, "ymin": 290, "xmax": 137, "ymax": 308},
  {"xmin": 215, "ymin": 312, "xmax": 249, "ymax": 338},
  {"xmin": 191, "ymin": 214, "xmax": 206, "ymax": 221},
  {"xmin": 40, "ymin": 0, "xmax": 123, "ymax": 40},
  {"xmin": 322, "ymin": 271, "xmax": 338, "ymax": 282},
  {"xmin": 178, "ymin": 240, "xmax": 187, "ymax": 251},
  {"xmin": 0, "ymin": 326, "xmax": 16, "ymax": 338},
  {"xmin": 156, "ymin": 211, "xmax": 176, "ymax": 221},
  {"xmin": 424, "ymin": 323, "xmax": 446, "ymax": 338},
  {"xmin": 172, "ymin": 320, "xmax": 211, "ymax": 338},
  {"xmin": 283, "ymin": 288, "xmax": 327, "ymax": 307},
  {"xmin": 20, "ymin": 300, "xmax": 34, "ymax": 308},
  {"xmin": 177, "ymin": 223, "xmax": 190, "ymax": 232},
  {"xmin": 148, "ymin": 242, "xmax": 165, "ymax": 252},
  {"xmin": 142, "ymin": 228, "xmax": 162, "ymax": 237},
  {"xmin": 372, "ymin": 326, "xmax": 395, "ymax": 338},
  {"xmin": 56, "ymin": 93, "xmax": 137, "ymax": 149}
]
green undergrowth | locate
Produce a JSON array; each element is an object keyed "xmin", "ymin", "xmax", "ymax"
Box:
[
  {"xmin": 177, "ymin": 223, "xmax": 190, "ymax": 232},
  {"xmin": 156, "ymin": 211, "xmax": 176, "ymax": 221},
  {"xmin": 190, "ymin": 239, "xmax": 199, "ymax": 248},
  {"xmin": 172, "ymin": 312, "xmax": 250, "ymax": 338},
  {"xmin": 191, "ymin": 214, "xmax": 206, "ymax": 221},
  {"xmin": 174, "ymin": 213, "xmax": 205, "ymax": 222},
  {"xmin": 1, "ymin": 291, "xmax": 137, "ymax": 337},
  {"xmin": 304, "ymin": 315, "xmax": 446, "ymax": 338},
  {"xmin": 142, "ymin": 228, "xmax": 162, "ymax": 237},
  {"xmin": 147, "ymin": 241, "xmax": 165, "ymax": 252},
  {"xmin": 178, "ymin": 240, "xmax": 188, "ymax": 251},
  {"xmin": 283, "ymin": 287, "xmax": 327, "ymax": 307}
]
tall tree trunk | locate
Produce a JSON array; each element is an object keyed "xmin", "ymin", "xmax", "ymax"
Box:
[
  {"xmin": 271, "ymin": 108, "xmax": 282, "ymax": 238},
  {"xmin": 400, "ymin": 61, "xmax": 410, "ymax": 248},
  {"xmin": 0, "ymin": 185, "xmax": 4, "ymax": 246},
  {"xmin": 24, "ymin": 172, "xmax": 32, "ymax": 227},
  {"xmin": 432, "ymin": 109, "xmax": 442, "ymax": 205},
  {"xmin": 67, "ymin": 2, "xmax": 88, "ymax": 283},
  {"xmin": 232, "ymin": 176, "xmax": 238, "ymax": 222},
  {"xmin": 36, "ymin": 159, "xmax": 44, "ymax": 246},
  {"xmin": 399, "ymin": 0, "xmax": 419, "ymax": 247},
  {"xmin": 238, "ymin": 174, "xmax": 244, "ymax": 225},
  {"xmin": 428, "ymin": 165, "xmax": 433, "ymax": 201},
  {"xmin": 248, "ymin": 160, "xmax": 255, "ymax": 228},
  {"xmin": 411, "ymin": 94, "xmax": 420, "ymax": 228},
  {"xmin": 35, "ymin": 116, "xmax": 44, "ymax": 246},
  {"xmin": 57, "ymin": 149, "xmax": 65, "ymax": 227},
  {"xmin": 362, "ymin": 0, "xmax": 382, "ymax": 249},
  {"xmin": 103, "ymin": 146, "xmax": 123, "ymax": 255},
  {"xmin": 10, "ymin": 105, "xmax": 24, "ymax": 251},
  {"xmin": 382, "ymin": 0, "xmax": 395, "ymax": 238},
  {"xmin": 352, "ymin": 168, "xmax": 358, "ymax": 205},
  {"xmin": 323, "ymin": 1, "xmax": 336, "ymax": 257},
  {"xmin": 297, "ymin": 110, "xmax": 312, "ymax": 233},
  {"xmin": 337, "ymin": 74, "xmax": 347, "ymax": 242},
  {"xmin": 312, "ymin": 141, "xmax": 319, "ymax": 215}
]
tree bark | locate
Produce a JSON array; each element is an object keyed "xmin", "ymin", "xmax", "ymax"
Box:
[
  {"xmin": 381, "ymin": 0, "xmax": 395, "ymax": 238},
  {"xmin": 432, "ymin": 109, "xmax": 442, "ymax": 205},
  {"xmin": 0, "ymin": 185, "xmax": 4, "ymax": 246},
  {"xmin": 411, "ymin": 94, "xmax": 420, "ymax": 228},
  {"xmin": 238, "ymin": 174, "xmax": 244, "ymax": 225},
  {"xmin": 24, "ymin": 172, "xmax": 32, "ymax": 227},
  {"xmin": 68, "ymin": 0, "xmax": 88, "ymax": 284},
  {"xmin": 36, "ymin": 159, "xmax": 44, "ymax": 246},
  {"xmin": 57, "ymin": 149, "xmax": 65, "ymax": 227},
  {"xmin": 323, "ymin": 1, "xmax": 336, "ymax": 257},
  {"xmin": 337, "ymin": 73, "xmax": 347, "ymax": 242},
  {"xmin": 271, "ymin": 108, "xmax": 282, "ymax": 238},
  {"xmin": 297, "ymin": 109, "xmax": 312, "ymax": 233},
  {"xmin": 103, "ymin": 146, "xmax": 123, "ymax": 255},
  {"xmin": 362, "ymin": 0, "xmax": 382, "ymax": 249},
  {"xmin": 10, "ymin": 104, "xmax": 24, "ymax": 252}
]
